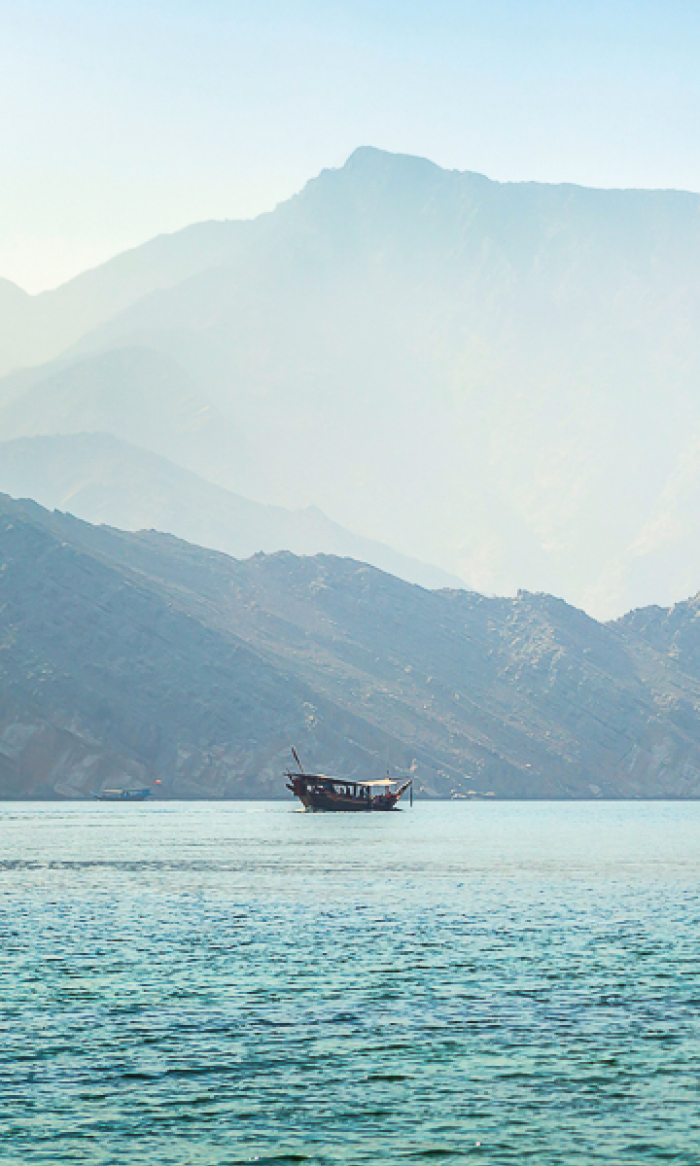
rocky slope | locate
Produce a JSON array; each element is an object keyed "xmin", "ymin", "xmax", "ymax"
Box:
[{"xmin": 2, "ymin": 493, "xmax": 700, "ymax": 799}]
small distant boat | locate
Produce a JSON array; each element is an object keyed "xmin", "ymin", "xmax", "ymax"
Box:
[
  {"xmin": 96, "ymin": 788, "xmax": 152, "ymax": 801},
  {"xmin": 285, "ymin": 749, "xmax": 412, "ymax": 812}
]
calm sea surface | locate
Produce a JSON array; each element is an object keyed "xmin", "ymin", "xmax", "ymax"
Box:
[{"xmin": 2, "ymin": 801, "xmax": 700, "ymax": 1165}]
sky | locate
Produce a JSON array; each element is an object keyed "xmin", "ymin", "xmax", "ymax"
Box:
[{"xmin": 2, "ymin": 0, "xmax": 700, "ymax": 292}]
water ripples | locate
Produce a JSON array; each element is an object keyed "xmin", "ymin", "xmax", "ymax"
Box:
[{"xmin": 2, "ymin": 801, "xmax": 700, "ymax": 1164}]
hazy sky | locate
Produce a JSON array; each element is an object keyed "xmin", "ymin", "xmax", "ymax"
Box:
[{"xmin": 3, "ymin": 0, "xmax": 700, "ymax": 292}]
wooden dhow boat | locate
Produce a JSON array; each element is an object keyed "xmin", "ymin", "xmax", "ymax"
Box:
[{"xmin": 285, "ymin": 749, "xmax": 412, "ymax": 812}]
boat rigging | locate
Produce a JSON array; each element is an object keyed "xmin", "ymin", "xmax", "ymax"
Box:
[{"xmin": 285, "ymin": 749, "xmax": 412, "ymax": 812}]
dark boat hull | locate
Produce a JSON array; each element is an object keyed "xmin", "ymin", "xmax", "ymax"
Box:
[
  {"xmin": 288, "ymin": 776, "xmax": 407, "ymax": 812},
  {"xmin": 300, "ymin": 789, "xmax": 372, "ymax": 812}
]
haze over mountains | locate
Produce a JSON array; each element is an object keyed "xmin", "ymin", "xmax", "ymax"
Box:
[
  {"xmin": 0, "ymin": 433, "xmax": 459, "ymax": 590},
  {"xmin": 3, "ymin": 146, "xmax": 700, "ymax": 616},
  {"xmin": 5, "ymin": 492, "xmax": 700, "ymax": 801}
]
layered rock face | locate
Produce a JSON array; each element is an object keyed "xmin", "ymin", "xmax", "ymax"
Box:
[{"xmin": 2, "ymin": 492, "xmax": 700, "ymax": 799}]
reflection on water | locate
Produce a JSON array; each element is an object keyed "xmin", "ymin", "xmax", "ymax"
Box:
[{"xmin": 2, "ymin": 801, "xmax": 700, "ymax": 1164}]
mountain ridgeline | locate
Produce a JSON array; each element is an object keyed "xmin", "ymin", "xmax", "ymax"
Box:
[
  {"xmin": 0, "ymin": 433, "xmax": 460, "ymax": 590},
  {"xmin": 2, "ymin": 493, "xmax": 700, "ymax": 800},
  {"xmin": 3, "ymin": 148, "xmax": 700, "ymax": 617}
]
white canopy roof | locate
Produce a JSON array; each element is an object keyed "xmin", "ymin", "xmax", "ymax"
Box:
[
  {"xmin": 290, "ymin": 772, "xmax": 409, "ymax": 788},
  {"xmin": 355, "ymin": 778, "xmax": 408, "ymax": 788}
]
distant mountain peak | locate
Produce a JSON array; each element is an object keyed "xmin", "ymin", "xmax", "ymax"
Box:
[
  {"xmin": 344, "ymin": 144, "xmax": 440, "ymax": 169},
  {"xmin": 338, "ymin": 145, "xmax": 489, "ymax": 185},
  {"xmin": 5, "ymin": 151, "xmax": 700, "ymax": 619}
]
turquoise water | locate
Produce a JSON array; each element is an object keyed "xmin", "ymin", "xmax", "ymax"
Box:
[{"xmin": 3, "ymin": 801, "xmax": 700, "ymax": 1165}]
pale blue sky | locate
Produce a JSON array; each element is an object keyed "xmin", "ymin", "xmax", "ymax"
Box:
[{"xmin": 3, "ymin": 0, "xmax": 700, "ymax": 291}]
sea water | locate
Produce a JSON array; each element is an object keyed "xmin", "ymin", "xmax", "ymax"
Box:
[{"xmin": 2, "ymin": 800, "xmax": 700, "ymax": 1165}]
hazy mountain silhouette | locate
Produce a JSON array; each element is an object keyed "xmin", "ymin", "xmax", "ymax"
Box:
[
  {"xmin": 0, "ymin": 433, "xmax": 462, "ymax": 589},
  {"xmin": 4, "ymin": 147, "xmax": 700, "ymax": 616},
  {"xmin": 0, "ymin": 346, "xmax": 246, "ymax": 485},
  {"xmin": 0, "ymin": 221, "xmax": 251, "ymax": 376}
]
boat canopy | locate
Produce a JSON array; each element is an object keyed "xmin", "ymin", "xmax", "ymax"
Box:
[
  {"xmin": 355, "ymin": 778, "xmax": 407, "ymax": 787},
  {"xmin": 287, "ymin": 773, "xmax": 408, "ymax": 788}
]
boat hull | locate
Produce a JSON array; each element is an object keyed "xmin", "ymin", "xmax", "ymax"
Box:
[
  {"xmin": 300, "ymin": 789, "xmax": 372, "ymax": 812},
  {"xmin": 288, "ymin": 776, "xmax": 407, "ymax": 812},
  {"xmin": 96, "ymin": 790, "xmax": 152, "ymax": 801}
]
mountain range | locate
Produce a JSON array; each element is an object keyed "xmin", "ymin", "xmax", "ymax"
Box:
[
  {"xmin": 0, "ymin": 433, "xmax": 459, "ymax": 589},
  {"xmin": 3, "ymin": 146, "xmax": 700, "ymax": 616},
  {"xmin": 3, "ymin": 491, "xmax": 700, "ymax": 801}
]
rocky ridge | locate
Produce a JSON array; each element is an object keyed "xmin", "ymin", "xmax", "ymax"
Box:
[{"xmin": 2, "ymin": 494, "xmax": 700, "ymax": 799}]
